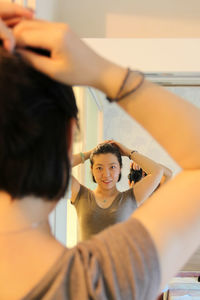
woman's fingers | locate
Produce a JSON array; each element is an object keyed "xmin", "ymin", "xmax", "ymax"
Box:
[
  {"xmin": 4, "ymin": 17, "xmax": 25, "ymax": 28},
  {"xmin": 0, "ymin": 3, "xmax": 34, "ymax": 51},
  {"xmin": 14, "ymin": 20, "xmax": 55, "ymax": 50},
  {"xmin": 13, "ymin": 19, "xmax": 105, "ymax": 86},
  {"xmin": 15, "ymin": 48, "xmax": 56, "ymax": 77},
  {"xmin": 13, "ymin": 21, "xmax": 72, "ymax": 82},
  {"xmin": 0, "ymin": 19, "xmax": 15, "ymax": 51},
  {"xmin": 0, "ymin": 3, "xmax": 34, "ymax": 19},
  {"xmin": 132, "ymin": 162, "xmax": 140, "ymax": 170},
  {"xmin": 14, "ymin": 20, "xmax": 71, "ymax": 59}
]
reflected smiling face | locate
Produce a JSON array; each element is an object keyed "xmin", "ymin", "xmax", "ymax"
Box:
[{"xmin": 91, "ymin": 153, "xmax": 121, "ymax": 190}]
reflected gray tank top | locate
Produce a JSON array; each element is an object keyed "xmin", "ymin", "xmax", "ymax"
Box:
[{"xmin": 73, "ymin": 185, "xmax": 137, "ymax": 241}]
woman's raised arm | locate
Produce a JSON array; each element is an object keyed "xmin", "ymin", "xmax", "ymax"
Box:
[{"xmin": 72, "ymin": 151, "xmax": 92, "ymax": 167}]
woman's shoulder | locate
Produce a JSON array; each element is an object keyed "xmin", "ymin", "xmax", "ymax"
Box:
[
  {"xmin": 122, "ymin": 188, "xmax": 135, "ymax": 200},
  {"xmin": 72, "ymin": 184, "xmax": 94, "ymax": 206},
  {"xmin": 123, "ymin": 187, "xmax": 134, "ymax": 195},
  {"xmin": 80, "ymin": 185, "xmax": 96, "ymax": 197}
]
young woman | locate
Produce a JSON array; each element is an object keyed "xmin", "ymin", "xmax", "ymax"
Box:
[
  {"xmin": 0, "ymin": 3, "xmax": 200, "ymax": 300},
  {"xmin": 71, "ymin": 140, "xmax": 172, "ymax": 240}
]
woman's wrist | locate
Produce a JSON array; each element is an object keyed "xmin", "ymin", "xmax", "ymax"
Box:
[
  {"xmin": 129, "ymin": 150, "xmax": 138, "ymax": 160},
  {"xmin": 81, "ymin": 150, "xmax": 92, "ymax": 162},
  {"xmin": 79, "ymin": 152, "xmax": 85, "ymax": 163},
  {"xmin": 93, "ymin": 59, "xmax": 126, "ymax": 99},
  {"xmin": 95, "ymin": 59, "xmax": 144, "ymax": 103}
]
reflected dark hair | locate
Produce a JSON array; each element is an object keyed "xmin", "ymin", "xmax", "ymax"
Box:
[
  {"xmin": 90, "ymin": 143, "xmax": 122, "ymax": 182},
  {"xmin": 128, "ymin": 168, "xmax": 147, "ymax": 184},
  {"xmin": 128, "ymin": 168, "xmax": 143, "ymax": 184},
  {"xmin": 0, "ymin": 47, "xmax": 78, "ymax": 201}
]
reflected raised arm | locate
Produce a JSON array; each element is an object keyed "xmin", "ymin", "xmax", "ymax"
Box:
[{"xmin": 108, "ymin": 140, "xmax": 168, "ymax": 206}]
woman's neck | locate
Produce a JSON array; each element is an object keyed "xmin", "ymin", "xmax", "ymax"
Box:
[
  {"xmin": 0, "ymin": 191, "xmax": 56, "ymax": 235},
  {"xmin": 0, "ymin": 192, "xmax": 64, "ymax": 300},
  {"xmin": 94, "ymin": 185, "xmax": 119, "ymax": 198}
]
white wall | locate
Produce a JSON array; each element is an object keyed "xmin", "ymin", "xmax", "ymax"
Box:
[
  {"xmin": 40, "ymin": 0, "xmax": 200, "ymax": 38},
  {"xmin": 35, "ymin": 0, "xmax": 57, "ymax": 20},
  {"xmin": 9, "ymin": 0, "xmax": 200, "ymax": 37},
  {"xmin": 84, "ymin": 39, "xmax": 200, "ymax": 72},
  {"xmin": 9, "ymin": 0, "xmax": 35, "ymax": 10}
]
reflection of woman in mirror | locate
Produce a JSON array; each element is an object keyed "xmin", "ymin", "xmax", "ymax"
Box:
[{"xmin": 71, "ymin": 140, "xmax": 172, "ymax": 240}]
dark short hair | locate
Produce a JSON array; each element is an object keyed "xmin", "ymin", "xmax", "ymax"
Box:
[
  {"xmin": 0, "ymin": 47, "xmax": 78, "ymax": 201},
  {"xmin": 90, "ymin": 143, "xmax": 122, "ymax": 182}
]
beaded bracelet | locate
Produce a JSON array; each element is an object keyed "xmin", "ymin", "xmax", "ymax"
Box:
[
  {"xmin": 80, "ymin": 152, "xmax": 85, "ymax": 163},
  {"xmin": 106, "ymin": 68, "xmax": 144, "ymax": 103}
]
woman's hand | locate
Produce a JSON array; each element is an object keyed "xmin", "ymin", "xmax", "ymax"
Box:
[
  {"xmin": 131, "ymin": 161, "xmax": 141, "ymax": 170},
  {"xmin": 0, "ymin": 2, "xmax": 33, "ymax": 51},
  {"xmin": 13, "ymin": 19, "xmax": 125, "ymax": 96},
  {"xmin": 13, "ymin": 20, "xmax": 108, "ymax": 86},
  {"xmin": 128, "ymin": 162, "xmax": 141, "ymax": 187}
]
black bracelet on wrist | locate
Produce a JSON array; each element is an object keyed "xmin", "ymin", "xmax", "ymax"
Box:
[
  {"xmin": 129, "ymin": 150, "xmax": 137, "ymax": 160},
  {"xmin": 106, "ymin": 68, "xmax": 144, "ymax": 103}
]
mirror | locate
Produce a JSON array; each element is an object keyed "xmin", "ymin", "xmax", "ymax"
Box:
[
  {"xmin": 68, "ymin": 79, "xmax": 200, "ymax": 243},
  {"xmin": 43, "ymin": 38, "xmax": 200, "ymax": 271},
  {"xmin": 70, "ymin": 81, "xmax": 200, "ymax": 274}
]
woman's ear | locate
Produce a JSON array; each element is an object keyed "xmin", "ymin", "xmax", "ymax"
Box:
[
  {"xmin": 118, "ymin": 172, "xmax": 122, "ymax": 182},
  {"xmin": 90, "ymin": 166, "xmax": 96, "ymax": 183}
]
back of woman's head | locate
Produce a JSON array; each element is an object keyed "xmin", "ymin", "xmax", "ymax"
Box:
[{"xmin": 0, "ymin": 47, "xmax": 78, "ymax": 201}]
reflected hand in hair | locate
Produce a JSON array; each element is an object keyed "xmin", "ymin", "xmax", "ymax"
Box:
[
  {"xmin": 131, "ymin": 161, "xmax": 140, "ymax": 171},
  {"xmin": 128, "ymin": 162, "xmax": 146, "ymax": 188},
  {"xmin": 103, "ymin": 140, "xmax": 132, "ymax": 157}
]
